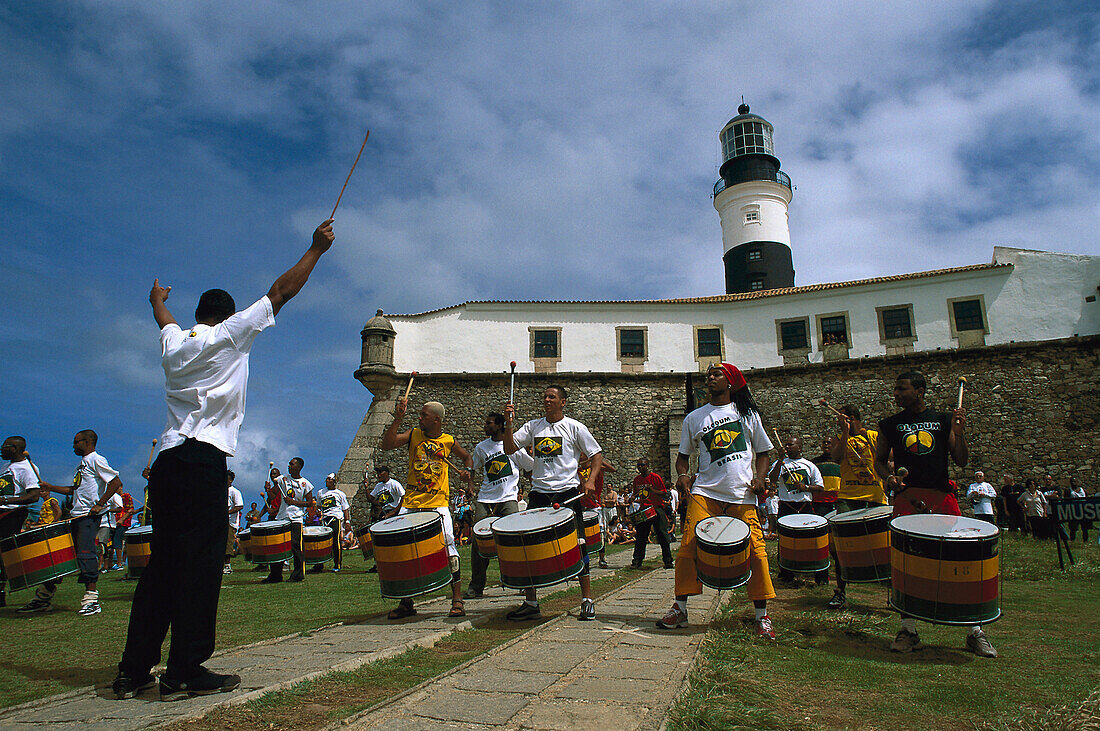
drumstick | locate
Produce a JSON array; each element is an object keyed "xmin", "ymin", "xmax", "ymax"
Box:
[
  {"xmin": 956, "ymin": 376, "xmax": 967, "ymax": 410},
  {"xmin": 424, "ymin": 445, "xmax": 465, "ymax": 474},
  {"xmin": 22, "ymin": 451, "xmax": 43, "ymax": 483},
  {"xmin": 145, "ymin": 439, "xmax": 157, "ymax": 470},
  {"xmin": 330, "ymin": 129, "xmax": 370, "ymax": 218},
  {"xmin": 553, "ymin": 494, "xmax": 585, "ymax": 509},
  {"xmin": 403, "ymin": 372, "xmax": 417, "ymax": 401},
  {"xmin": 509, "ymin": 361, "xmax": 517, "ymax": 405},
  {"xmin": 817, "ymin": 398, "xmax": 848, "ymax": 420}
]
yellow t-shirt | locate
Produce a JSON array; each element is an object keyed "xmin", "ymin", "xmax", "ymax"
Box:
[
  {"xmin": 405, "ymin": 428, "xmax": 454, "ymax": 510},
  {"xmin": 837, "ymin": 430, "xmax": 886, "ymax": 503},
  {"xmin": 38, "ymin": 497, "xmax": 61, "ymax": 525}
]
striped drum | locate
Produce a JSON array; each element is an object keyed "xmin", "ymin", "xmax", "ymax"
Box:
[
  {"xmin": 249, "ymin": 520, "xmax": 293, "ymax": 564},
  {"xmin": 829, "ymin": 506, "xmax": 893, "ymax": 583},
  {"xmin": 0, "ymin": 521, "xmax": 78, "ymax": 591},
  {"xmin": 492, "ymin": 508, "xmax": 585, "ymax": 590},
  {"xmin": 694, "ymin": 516, "xmax": 751, "ymax": 590},
  {"xmin": 237, "ymin": 527, "xmax": 251, "ymax": 560},
  {"xmin": 472, "ymin": 516, "xmax": 498, "ymax": 559},
  {"xmin": 371, "ymin": 512, "xmax": 452, "ymax": 599},
  {"xmin": 124, "ymin": 525, "xmax": 153, "ymax": 579},
  {"xmin": 777, "ymin": 514, "xmax": 830, "ymax": 573},
  {"xmin": 630, "ymin": 505, "xmax": 657, "ymax": 526},
  {"xmin": 355, "ymin": 524, "xmax": 374, "ymax": 560},
  {"xmin": 582, "ymin": 510, "xmax": 603, "ymax": 555},
  {"xmin": 302, "ymin": 525, "xmax": 334, "ymax": 565},
  {"xmin": 889, "ymin": 514, "xmax": 1001, "ymax": 626}
]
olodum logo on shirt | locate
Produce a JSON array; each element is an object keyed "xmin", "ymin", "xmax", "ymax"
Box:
[
  {"xmin": 0, "ymin": 474, "xmax": 14, "ymax": 498},
  {"xmin": 534, "ymin": 437, "xmax": 563, "ymax": 458},
  {"xmin": 904, "ymin": 430, "xmax": 935, "ymax": 455},
  {"xmin": 702, "ymin": 422, "xmax": 746, "ymax": 462}
]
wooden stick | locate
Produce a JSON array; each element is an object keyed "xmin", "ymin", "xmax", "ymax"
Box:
[
  {"xmin": 424, "ymin": 445, "xmax": 465, "ymax": 474},
  {"xmin": 509, "ymin": 361, "xmax": 517, "ymax": 405},
  {"xmin": 331, "ymin": 129, "xmax": 370, "ymax": 218},
  {"xmin": 22, "ymin": 451, "xmax": 43, "ymax": 483},
  {"xmin": 817, "ymin": 398, "xmax": 848, "ymax": 420},
  {"xmin": 956, "ymin": 376, "xmax": 967, "ymax": 409},
  {"xmin": 145, "ymin": 439, "xmax": 158, "ymax": 470},
  {"xmin": 403, "ymin": 371, "xmax": 417, "ymax": 401}
]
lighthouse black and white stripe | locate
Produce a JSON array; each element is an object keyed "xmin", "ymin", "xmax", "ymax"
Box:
[{"xmin": 712, "ymin": 103, "xmax": 795, "ymax": 294}]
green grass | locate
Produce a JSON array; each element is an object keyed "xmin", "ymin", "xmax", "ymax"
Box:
[
  {"xmin": 667, "ymin": 532, "xmax": 1100, "ymax": 731},
  {"xmin": 0, "ymin": 543, "xmax": 506, "ymax": 708}
]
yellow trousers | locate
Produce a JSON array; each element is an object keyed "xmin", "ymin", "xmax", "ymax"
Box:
[{"xmin": 675, "ymin": 493, "xmax": 775, "ymax": 602}]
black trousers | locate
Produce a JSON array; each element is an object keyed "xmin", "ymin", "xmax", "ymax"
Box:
[
  {"xmin": 777, "ymin": 501, "xmax": 829, "ymax": 584},
  {"xmin": 268, "ymin": 522, "xmax": 305, "ymax": 579},
  {"xmin": 119, "ymin": 439, "xmax": 227, "ymax": 681},
  {"xmin": 468, "ymin": 499, "xmax": 519, "ymax": 593},
  {"xmin": 322, "ymin": 516, "xmax": 343, "ymax": 569},
  {"xmin": 632, "ymin": 508, "xmax": 672, "ymax": 566}
]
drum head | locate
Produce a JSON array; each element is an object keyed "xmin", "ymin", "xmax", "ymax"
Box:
[
  {"xmin": 493, "ymin": 507, "xmax": 573, "ymax": 534},
  {"xmin": 372, "ymin": 511, "xmax": 440, "ymax": 535},
  {"xmin": 891, "ymin": 514, "xmax": 999, "ymax": 539},
  {"xmin": 237, "ymin": 528, "xmax": 250, "ymax": 537},
  {"xmin": 778, "ymin": 514, "xmax": 827, "ymax": 530},
  {"xmin": 695, "ymin": 516, "xmax": 750, "ymax": 545},
  {"xmin": 125, "ymin": 526, "xmax": 153, "ymax": 537},
  {"xmin": 253, "ymin": 520, "xmax": 291, "ymax": 530},
  {"xmin": 473, "ymin": 516, "xmax": 497, "ymax": 537},
  {"xmin": 829, "ymin": 505, "xmax": 893, "ymax": 525},
  {"xmin": 583, "ymin": 510, "xmax": 599, "ymax": 521},
  {"xmin": 303, "ymin": 526, "xmax": 333, "ymax": 537}
]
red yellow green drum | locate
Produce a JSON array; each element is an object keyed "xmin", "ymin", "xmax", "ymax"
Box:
[
  {"xmin": 829, "ymin": 505, "xmax": 893, "ymax": 583},
  {"xmin": 355, "ymin": 524, "xmax": 374, "ymax": 560},
  {"xmin": 302, "ymin": 525, "xmax": 334, "ymax": 565},
  {"xmin": 694, "ymin": 516, "xmax": 751, "ymax": 590},
  {"xmin": 0, "ymin": 521, "xmax": 78, "ymax": 591},
  {"xmin": 777, "ymin": 514, "xmax": 830, "ymax": 573},
  {"xmin": 492, "ymin": 508, "xmax": 584, "ymax": 590},
  {"xmin": 582, "ymin": 510, "xmax": 602, "ymax": 556},
  {"xmin": 371, "ymin": 512, "xmax": 451, "ymax": 599},
  {"xmin": 124, "ymin": 525, "xmax": 153, "ymax": 579},
  {"xmin": 472, "ymin": 516, "xmax": 498, "ymax": 559},
  {"xmin": 249, "ymin": 520, "xmax": 293, "ymax": 564}
]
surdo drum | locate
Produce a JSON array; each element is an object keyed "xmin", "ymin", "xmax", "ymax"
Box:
[
  {"xmin": 236, "ymin": 527, "xmax": 251, "ymax": 560},
  {"xmin": 694, "ymin": 516, "xmax": 751, "ymax": 590},
  {"xmin": 371, "ymin": 511, "xmax": 452, "ymax": 599},
  {"xmin": 472, "ymin": 516, "xmax": 498, "ymax": 559},
  {"xmin": 355, "ymin": 524, "xmax": 374, "ymax": 560},
  {"xmin": 124, "ymin": 525, "xmax": 153, "ymax": 579},
  {"xmin": 630, "ymin": 505, "xmax": 658, "ymax": 526},
  {"xmin": 582, "ymin": 510, "xmax": 603, "ymax": 556},
  {"xmin": 0, "ymin": 521, "xmax": 78, "ymax": 591},
  {"xmin": 777, "ymin": 514, "xmax": 830, "ymax": 573},
  {"xmin": 302, "ymin": 525, "xmax": 334, "ymax": 565},
  {"xmin": 249, "ymin": 520, "xmax": 293, "ymax": 564},
  {"xmin": 491, "ymin": 508, "xmax": 585, "ymax": 590},
  {"xmin": 889, "ymin": 514, "xmax": 1001, "ymax": 626},
  {"xmin": 829, "ymin": 506, "xmax": 893, "ymax": 583}
]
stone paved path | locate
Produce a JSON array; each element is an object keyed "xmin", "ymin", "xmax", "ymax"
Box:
[
  {"xmin": 332, "ymin": 560, "xmax": 721, "ymax": 731},
  {"xmin": 0, "ymin": 543, "xmax": 719, "ymax": 730}
]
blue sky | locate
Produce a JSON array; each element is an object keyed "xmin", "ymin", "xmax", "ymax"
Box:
[{"xmin": 1, "ymin": 2, "xmax": 1097, "ymax": 503}]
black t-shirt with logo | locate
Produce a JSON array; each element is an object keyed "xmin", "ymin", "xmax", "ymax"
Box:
[{"xmin": 879, "ymin": 409, "xmax": 953, "ymax": 492}]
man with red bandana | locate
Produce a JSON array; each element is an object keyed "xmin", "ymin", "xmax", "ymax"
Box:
[
  {"xmin": 656, "ymin": 362, "xmax": 777, "ymax": 639},
  {"xmin": 874, "ymin": 370, "xmax": 997, "ymax": 658}
]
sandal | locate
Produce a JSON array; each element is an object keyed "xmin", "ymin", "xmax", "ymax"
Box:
[
  {"xmin": 387, "ymin": 600, "xmax": 416, "ymax": 620},
  {"xmin": 449, "ymin": 600, "xmax": 466, "ymax": 617}
]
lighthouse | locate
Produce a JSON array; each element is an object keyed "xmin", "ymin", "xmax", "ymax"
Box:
[{"xmin": 713, "ymin": 103, "xmax": 795, "ymax": 294}]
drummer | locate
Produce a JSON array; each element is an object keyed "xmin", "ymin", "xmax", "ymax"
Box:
[
  {"xmin": 464, "ymin": 413, "xmax": 533, "ymax": 599},
  {"xmin": 873, "ymin": 370, "xmax": 997, "ymax": 658},
  {"xmin": 263, "ymin": 460, "xmax": 314, "ymax": 583},
  {"xmin": 826, "ymin": 406, "xmax": 888, "ymax": 611},
  {"xmin": 629, "ymin": 458, "xmax": 674, "ymax": 569},
  {"xmin": 313, "ymin": 473, "xmax": 351, "ymax": 573},
  {"xmin": 656, "ymin": 363, "xmax": 777, "ymax": 638},
  {"xmin": 503, "ymin": 385, "xmax": 603, "ymax": 621},
  {"xmin": 767, "ymin": 436, "xmax": 826, "ymax": 585},
  {"xmin": 0, "ymin": 436, "xmax": 47, "ymax": 608},
  {"xmin": 380, "ymin": 399, "xmax": 474, "ymax": 619},
  {"xmin": 34, "ymin": 430, "xmax": 124, "ymax": 616}
]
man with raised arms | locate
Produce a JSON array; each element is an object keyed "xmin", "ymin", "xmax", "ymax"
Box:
[
  {"xmin": 380, "ymin": 399, "xmax": 474, "ymax": 619},
  {"xmin": 656, "ymin": 363, "xmax": 777, "ymax": 639},
  {"xmin": 503, "ymin": 385, "xmax": 602, "ymax": 621}
]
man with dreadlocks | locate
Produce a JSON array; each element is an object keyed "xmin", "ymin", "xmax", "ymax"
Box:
[{"xmin": 656, "ymin": 362, "xmax": 777, "ymax": 638}]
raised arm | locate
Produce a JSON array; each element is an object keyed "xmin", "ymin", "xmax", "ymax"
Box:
[
  {"xmin": 266, "ymin": 219, "xmax": 335, "ymax": 316},
  {"xmin": 149, "ymin": 279, "xmax": 177, "ymax": 329},
  {"xmin": 380, "ymin": 398, "xmax": 413, "ymax": 450}
]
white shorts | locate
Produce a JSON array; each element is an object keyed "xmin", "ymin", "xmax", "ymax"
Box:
[{"xmin": 429, "ymin": 506, "xmax": 459, "ymax": 560}]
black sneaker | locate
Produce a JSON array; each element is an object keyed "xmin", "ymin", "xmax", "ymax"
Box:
[
  {"xmin": 260, "ymin": 574, "xmax": 283, "ymax": 584},
  {"xmin": 288, "ymin": 573, "xmax": 304, "ymax": 582},
  {"xmin": 826, "ymin": 591, "xmax": 847, "ymax": 610},
  {"xmin": 160, "ymin": 670, "xmax": 241, "ymax": 701},
  {"xmin": 17, "ymin": 597, "xmax": 53, "ymax": 613},
  {"xmin": 598, "ymin": 560, "xmax": 609, "ymax": 569},
  {"xmin": 307, "ymin": 565, "xmax": 324, "ymax": 574},
  {"xmin": 577, "ymin": 599, "xmax": 596, "ymax": 621},
  {"xmin": 506, "ymin": 602, "xmax": 542, "ymax": 621},
  {"xmin": 462, "ymin": 588, "xmax": 483, "ymax": 599},
  {"xmin": 112, "ymin": 670, "xmax": 156, "ymax": 700}
]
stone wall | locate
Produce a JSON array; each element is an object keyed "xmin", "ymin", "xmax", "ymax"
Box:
[{"xmin": 342, "ymin": 336, "xmax": 1098, "ymax": 525}]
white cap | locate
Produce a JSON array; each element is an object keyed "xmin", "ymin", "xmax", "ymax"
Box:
[{"xmin": 326, "ymin": 472, "xmax": 336, "ymax": 480}]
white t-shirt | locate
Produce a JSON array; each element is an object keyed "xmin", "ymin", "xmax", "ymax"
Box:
[
  {"xmin": 371, "ymin": 479, "xmax": 405, "ymax": 514},
  {"xmin": 512, "ymin": 416, "xmax": 602, "ymax": 494},
  {"xmin": 766, "ymin": 494, "xmax": 780, "ymax": 515},
  {"xmin": 275, "ymin": 475, "xmax": 312, "ymax": 523},
  {"xmin": 101, "ymin": 492, "xmax": 124, "ymax": 528},
  {"xmin": 669, "ymin": 487, "xmax": 679, "ymax": 513},
  {"xmin": 0, "ymin": 459, "xmax": 38, "ymax": 511},
  {"xmin": 775, "ymin": 457, "xmax": 823, "ymax": 503},
  {"xmin": 227, "ymin": 485, "xmax": 244, "ymax": 529},
  {"xmin": 71, "ymin": 451, "xmax": 121, "ymax": 519},
  {"xmin": 967, "ymin": 481, "xmax": 997, "ymax": 515},
  {"xmin": 316, "ymin": 487, "xmax": 350, "ymax": 520},
  {"xmin": 158, "ymin": 296, "xmax": 275, "ymax": 456},
  {"xmin": 679, "ymin": 403, "xmax": 772, "ymax": 505},
  {"xmin": 471, "ymin": 438, "xmax": 534, "ymax": 503},
  {"xmin": 1069, "ymin": 486, "xmax": 1086, "ymax": 499}
]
